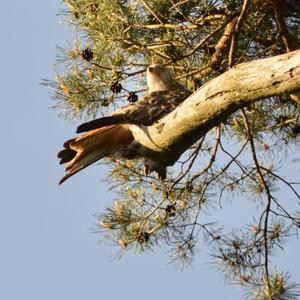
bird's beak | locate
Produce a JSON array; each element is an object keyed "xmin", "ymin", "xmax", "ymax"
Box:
[{"xmin": 148, "ymin": 66, "xmax": 160, "ymax": 76}]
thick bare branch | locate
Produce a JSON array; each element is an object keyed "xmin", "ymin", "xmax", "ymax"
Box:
[{"xmin": 130, "ymin": 49, "xmax": 300, "ymax": 167}]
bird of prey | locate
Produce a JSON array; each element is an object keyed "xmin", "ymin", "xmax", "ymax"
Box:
[{"xmin": 58, "ymin": 64, "xmax": 191, "ymax": 184}]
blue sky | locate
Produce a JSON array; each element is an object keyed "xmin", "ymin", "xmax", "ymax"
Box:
[{"xmin": 0, "ymin": 1, "xmax": 299, "ymax": 299}]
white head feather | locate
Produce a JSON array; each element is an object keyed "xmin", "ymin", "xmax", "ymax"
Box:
[{"xmin": 146, "ymin": 64, "xmax": 183, "ymax": 93}]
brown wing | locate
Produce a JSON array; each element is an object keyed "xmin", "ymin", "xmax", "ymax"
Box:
[
  {"xmin": 76, "ymin": 88, "xmax": 191, "ymax": 133},
  {"xmin": 116, "ymin": 89, "xmax": 191, "ymax": 125}
]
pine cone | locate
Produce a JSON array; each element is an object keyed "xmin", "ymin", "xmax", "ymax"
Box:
[
  {"xmin": 165, "ymin": 204, "xmax": 176, "ymax": 217},
  {"xmin": 81, "ymin": 48, "xmax": 94, "ymax": 61},
  {"xmin": 110, "ymin": 82, "xmax": 122, "ymax": 94},
  {"xmin": 127, "ymin": 92, "xmax": 138, "ymax": 103},
  {"xmin": 90, "ymin": 3, "xmax": 99, "ymax": 13}
]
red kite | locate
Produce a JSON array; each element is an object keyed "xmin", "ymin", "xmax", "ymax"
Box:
[{"xmin": 58, "ymin": 64, "xmax": 190, "ymax": 184}]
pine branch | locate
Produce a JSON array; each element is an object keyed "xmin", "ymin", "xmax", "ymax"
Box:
[{"xmin": 130, "ymin": 49, "xmax": 300, "ymax": 168}]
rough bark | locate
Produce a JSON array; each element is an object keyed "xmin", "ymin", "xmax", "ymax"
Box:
[{"xmin": 130, "ymin": 49, "xmax": 300, "ymax": 167}]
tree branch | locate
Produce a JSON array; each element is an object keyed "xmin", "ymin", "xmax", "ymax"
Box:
[
  {"xmin": 130, "ymin": 49, "xmax": 300, "ymax": 167},
  {"xmin": 139, "ymin": 0, "xmax": 165, "ymax": 24},
  {"xmin": 228, "ymin": 0, "xmax": 250, "ymax": 67}
]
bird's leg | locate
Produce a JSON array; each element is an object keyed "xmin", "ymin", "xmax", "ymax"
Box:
[
  {"xmin": 156, "ymin": 168, "xmax": 166, "ymax": 181},
  {"xmin": 143, "ymin": 164, "xmax": 166, "ymax": 180},
  {"xmin": 144, "ymin": 164, "xmax": 150, "ymax": 176}
]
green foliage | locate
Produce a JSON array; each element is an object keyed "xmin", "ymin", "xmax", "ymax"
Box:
[{"xmin": 48, "ymin": 0, "xmax": 300, "ymax": 298}]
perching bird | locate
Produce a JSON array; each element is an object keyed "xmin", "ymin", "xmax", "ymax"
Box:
[{"xmin": 58, "ymin": 64, "xmax": 191, "ymax": 184}]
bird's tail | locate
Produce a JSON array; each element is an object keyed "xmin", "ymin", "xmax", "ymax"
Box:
[{"xmin": 58, "ymin": 125, "xmax": 133, "ymax": 184}]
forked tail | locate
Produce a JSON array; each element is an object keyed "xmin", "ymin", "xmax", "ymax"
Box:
[{"xmin": 58, "ymin": 125, "xmax": 133, "ymax": 184}]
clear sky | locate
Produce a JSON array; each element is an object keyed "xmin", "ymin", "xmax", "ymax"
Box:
[{"xmin": 0, "ymin": 1, "xmax": 299, "ymax": 300}]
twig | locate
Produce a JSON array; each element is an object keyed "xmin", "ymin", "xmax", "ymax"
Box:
[
  {"xmin": 186, "ymin": 126, "xmax": 221, "ymax": 187},
  {"xmin": 273, "ymin": 0, "xmax": 293, "ymax": 52},
  {"xmin": 133, "ymin": 23, "xmax": 198, "ymax": 30},
  {"xmin": 170, "ymin": 136, "xmax": 206, "ymax": 189},
  {"xmin": 241, "ymin": 109, "xmax": 273, "ymax": 300},
  {"xmin": 170, "ymin": 0, "xmax": 191, "ymax": 24},
  {"xmin": 174, "ymin": 23, "xmax": 226, "ymax": 61},
  {"xmin": 228, "ymin": 0, "xmax": 250, "ymax": 68},
  {"xmin": 139, "ymin": 0, "xmax": 165, "ymax": 24},
  {"xmin": 259, "ymin": 166, "xmax": 300, "ymax": 201}
]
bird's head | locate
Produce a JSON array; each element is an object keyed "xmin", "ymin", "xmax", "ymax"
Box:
[{"xmin": 147, "ymin": 64, "xmax": 178, "ymax": 93}]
